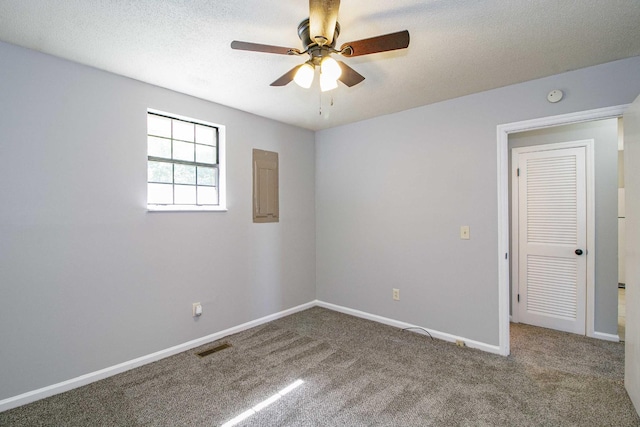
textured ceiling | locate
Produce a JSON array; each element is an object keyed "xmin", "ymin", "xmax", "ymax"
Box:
[{"xmin": 1, "ymin": 0, "xmax": 639, "ymax": 130}]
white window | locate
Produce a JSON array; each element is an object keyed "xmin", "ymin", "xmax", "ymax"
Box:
[{"xmin": 147, "ymin": 110, "xmax": 226, "ymax": 211}]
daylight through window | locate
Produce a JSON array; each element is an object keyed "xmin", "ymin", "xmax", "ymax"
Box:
[{"xmin": 147, "ymin": 111, "xmax": 224, "ymax": 210}]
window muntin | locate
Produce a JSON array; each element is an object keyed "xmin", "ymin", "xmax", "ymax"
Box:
[{"xmin": 147, "ymin": 112, "xmax": 224, "ymax": 210}]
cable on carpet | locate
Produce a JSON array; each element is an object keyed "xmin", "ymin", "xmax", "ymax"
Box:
[{"xmin": 401, "ymin": 326, "xmax": 434, "ymax": 340}]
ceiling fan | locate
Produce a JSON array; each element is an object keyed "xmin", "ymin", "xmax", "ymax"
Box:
[{"xmin": 230, "ymin": 0, "xmax": 410, "ymax": 92}]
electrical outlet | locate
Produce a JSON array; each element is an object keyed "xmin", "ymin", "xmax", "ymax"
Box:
[
  {"xmin": 460, "ymin": 226, "xmax": 470, "ymax": 240},
  {"xmin": 392, "ymin": 288, "xmax": 400, "ymax": 301},
  {"xmin": 192, "ymin": 302, "xmax": 203, "ymax": 317},
  {"xmin": 456, "ymin": 340, "xmax": 466, "ymax": 347}
]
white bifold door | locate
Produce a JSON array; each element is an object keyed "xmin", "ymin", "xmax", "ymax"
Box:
[{"xmin": 514, "ymin": 143, "xmax": 590, "ymax": 335}]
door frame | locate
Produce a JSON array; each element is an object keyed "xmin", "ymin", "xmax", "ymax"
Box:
[
  {"xmin": 511, "ymin": 140, "xmax": 595, "ymax": 334},
  {"xmin": 496, "ymin": 104, "xmax": 629, "ymax": 356}
]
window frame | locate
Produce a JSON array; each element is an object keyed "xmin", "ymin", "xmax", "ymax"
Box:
[{"xmin": 146, "ymin": 108, "xmax": 227, "ymax": 212}]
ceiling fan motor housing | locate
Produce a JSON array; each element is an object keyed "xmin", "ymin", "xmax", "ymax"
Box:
[{"xmin": 298, "ymin": 18, "xmax": 341, "ymax": 63}]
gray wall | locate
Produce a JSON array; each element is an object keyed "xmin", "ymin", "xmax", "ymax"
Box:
[
  {"xmin": 509, "ymin": 119, "xmax": 619, "ymax": 334},
  {"xmin": 316, "ymin": 56, "xmax": 640, "ymax": 346},
  {"xmin": 0, "ymin": 41, "xmax": 316, "ymax": 400}
]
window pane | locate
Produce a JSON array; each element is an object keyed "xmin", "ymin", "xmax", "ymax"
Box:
[
  {"xmin": 148, "ymin": 183, "xmax": 173, "ymax": 204},
  {"xmin": 197, "ymin": 186, "xmax": 218, "ymax": 205},
  {"xmin": 148, "ymin": 136, "xmax": 171, "ymax": 158},
  {"xmin": 173, "ymin": 141, "xmax": 194, "ymax": 161},
  {"xmin": 196, "ymin": 144, "xmax": 216, "ymax": 164},
  {"xmin": 174, "ymin": 164, "xmax": 196, "ymax": 185},
  {"xmin": 173, "ymin": 119, "xmax": 194, "ymax": 142},
  {"xmin": 174, "ymin": 185, "xmax": 196, "ymax": 204},
  {"xmin": 148, "ymin": 114, "xmax": 171, "ymax": 138},
  {"xmin": 148, "ymin": 161, "xmax": 173, "ymax": 183},
  {"xmin": 197, "ymin": 166, "xmax": 216, "ymax": 186},
  {"xmin": 195, "ymin": 124, "xmax": 216, "ymax": 146}
]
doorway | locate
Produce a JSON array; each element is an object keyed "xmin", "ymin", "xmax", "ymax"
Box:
[
  {"xmin": 496, "ymin": 105, "xmax": 628, "ymax": 356},
  {"xmin": 509, "ymin": 119, "xmax": 618, "ymax": 337}
]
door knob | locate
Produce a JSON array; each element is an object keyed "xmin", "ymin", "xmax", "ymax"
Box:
[{"xmin": 575, "ymin": 249, "xmax": 583, "ymax": 255}]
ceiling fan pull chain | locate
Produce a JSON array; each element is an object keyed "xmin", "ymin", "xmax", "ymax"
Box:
[{"xmin": 319, "ymin": 91, "xmax": 322, "ymax": 116}]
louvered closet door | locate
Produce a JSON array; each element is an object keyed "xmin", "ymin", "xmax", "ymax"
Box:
[{"xmin": 518, "ymin": 147, "xmax": 587, "ymax": 334}]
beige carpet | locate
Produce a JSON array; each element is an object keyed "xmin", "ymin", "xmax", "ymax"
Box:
[{"xmin": 1, "ymin": 307, "xmax": 638, "ymax": 426}]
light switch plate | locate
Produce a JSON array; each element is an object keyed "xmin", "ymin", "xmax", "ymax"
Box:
[
  {"xmin": 460, "ymin": 226, "xmax": 470, "ymax": 240},
  {"xmin": 193, "ymin": 302, "xmax": 203, "ymax": 317}
]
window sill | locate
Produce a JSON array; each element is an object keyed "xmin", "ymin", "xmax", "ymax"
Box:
[{"xmin": 147, "ymin": 205, "xmax": 227, "ymax": 212}]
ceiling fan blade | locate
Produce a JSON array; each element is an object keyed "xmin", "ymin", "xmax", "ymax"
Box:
[
  {"xmin": 270, "ymin": 65, "xmax": 303, "ymax": 87},
  {"xmin": 231, "ymin": 41, "xmax": 299, "ymax": 55},
  {"xmin": 309, "ymin": 0, "xmax": 340, "ymax": 45},
  {"xmin": 336, "ymin": 60, "xmax": 365, "ymax": 87},
  {"xmin": 340, "ymin": 30, "xmax": 410, "ymax": 57}
]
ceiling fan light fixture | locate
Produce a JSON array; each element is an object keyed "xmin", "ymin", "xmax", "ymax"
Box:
[
  {"xmin": 320, "ymin": 56, "xmax": 342, "ymax": 81},
  {"xmin": 231, "ymin": 1, "xmax": 410, "ymax": 91},
  {"xmin": 293, "ymin": 62, "xmax": 315, "ymax": 89},
  {"xmin": 320, "ymin": 72, "xmax": 338, "ymax": 92}
]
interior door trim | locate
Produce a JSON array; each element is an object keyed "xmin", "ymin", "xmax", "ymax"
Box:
[
  {"xmin": 496, "ymin": 104, "xmax": 629, "ymax": 356},
  {"xmin": 511, "ymin": 140, "xmax": 595, "ymax": 335}
]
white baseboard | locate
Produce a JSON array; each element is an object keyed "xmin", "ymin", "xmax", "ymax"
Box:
[
  {"xmin": 592, "ymin": 331, "xmax": 620, "ymax": 342},
  {"xmin": 315, "ymin": 300, "xmax": 502, "ymax": 355},
  {"xmin": 0, "ymin": 301, "xmax": 315, "ymax": 413}
]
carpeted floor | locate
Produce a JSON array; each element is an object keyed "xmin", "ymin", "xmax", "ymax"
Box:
[{"xmin": 1, "ymin": 307, "xmax": 638, "ymax": 426}]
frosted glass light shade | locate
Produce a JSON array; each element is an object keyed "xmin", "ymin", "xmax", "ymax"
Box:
[
  {"xmin": 293, "ymin": 63, "xmax": 314, "ymax": 88},
  {"xmin": 320, "ymin": 56, "xmax": 342, "ymax": 80},
  {"xmin": 320, "ymin": 73, "xmax": 338, "ymax": 92}
]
